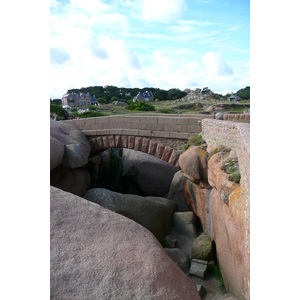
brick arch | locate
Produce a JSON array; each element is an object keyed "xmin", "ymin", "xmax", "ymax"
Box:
[{"xmin": 88, "ymin": 134, "xmax": 183, "ymax": 167}]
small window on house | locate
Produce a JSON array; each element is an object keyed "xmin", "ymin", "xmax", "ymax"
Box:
[
  {"xmin": 77, "ymin": 102, "xmax": 79, "ymax": 106},
  {"xmin": 81, "ymin": 101, "xmax": 85, "ymax": 106},
  {"xmin": 87, "ymin": 102, "xmax": 90, "ymax": 105}
]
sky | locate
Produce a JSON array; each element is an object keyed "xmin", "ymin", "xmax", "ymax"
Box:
[{"xmin": 50, "ymin": 0, "xmax": 250, "ymax": 98}]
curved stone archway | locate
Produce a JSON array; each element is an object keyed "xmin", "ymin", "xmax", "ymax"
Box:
[{"xmin": 88, "ymin": 134, "xmax": 184, "ymax": 167}]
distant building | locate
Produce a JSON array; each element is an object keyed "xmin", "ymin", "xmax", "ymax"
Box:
[
  {"xmin": 62, "ymin": 92, "xmax": 98, "ymax": 107},
  {"xmin": 133, "ymin": 91, "xmax": 153, "ymax": 102},
  {"xmin": 228, "ymin": 92, "xmax": 241, "ymax": 103}
]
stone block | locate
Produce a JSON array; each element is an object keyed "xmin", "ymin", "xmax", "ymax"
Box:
[
  {"xmin": 169, "ymin": 132, "xmax": 189, "ymax": 139},
  {"xmin": 102, "ymin": 136, "xmax": 109, "ymax": 148},
  {"xmin": 102, "ymin": 122, "xmax": 117, "ymax": 129},
  {"xmin": 146, "ymin": 123, "xmax": 164, "ymax": 131},
  {"xmin": 96, "ymin": 137, "xmax": 104, "ymax": 149},
  {"xmin": 138, "ymin": 130, "xmax": 152, "ymax": 137},
  {"xmin": 122, "ymin": 129, "xmax": 139, "ymax": 136},
  {"xmin": 143, "ymin": 117, "xmax": 158, "ymax": 124},
  {"xmin": 132, "ymin": 123, "xmax": 147, "ymax": 130},
  {"xmin": 114, "ymin": 135, "xmax": 122, "ymax": 148},
  {"xmin": 141, "ymin": 138, "xmax": 150, "ymax": 153},
  {"xmin": 128, "ymin": 136, "xmax": 135, "ymax": 149},
  {"xmin": 152, "ymin": 131, "xmax": 170, "ymax": 138},
  {"xmin": 161, "ymin": 146, "xmax": 173, "ymax": 162},
  {"xmin": 108, "ymin": 135, "xmax": 115, "ymax": 148},
  {"xmin": 163, "ymin": 124, "xmax": 182, "ymax": 132},
  {"xmin": 95, "ymin": 116, "xmax": 109, "ymax": 124},
  {"xmin": 155, "ymin": 143, "xmax": 165, "ymax": 159},
  {"xmin": 134, "ymin": 137, "xmax": 143, "ymax": 151},
  {"xmin": 189, "ymin": 259, "xmax": 208, "ymax": 279},
  {"xmin": 121, "ymin": 135, "xmax": 128, "ymax": 148},
  {"xmin": 148, "ymin": 141, "xmax": 157, "ymax": 155},
  {"xmin": 168, "ymin": 150, "xmax": 181, "ymax": 166}
]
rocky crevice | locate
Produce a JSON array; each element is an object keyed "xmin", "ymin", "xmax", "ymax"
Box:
[{"xmin": 50, "ymin": 119, "xmax": 247, "ymax": 300}]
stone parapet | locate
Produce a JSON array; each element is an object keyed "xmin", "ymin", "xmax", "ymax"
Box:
[{"xmin": 63, "ymin": 114, "xmax": 204, "ymax": 136}]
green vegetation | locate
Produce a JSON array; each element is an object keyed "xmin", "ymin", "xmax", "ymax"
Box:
[
  {"xmin": 212, "ymin": 263, "xmax": 226, "ymax": 292},
  {"xmin": 236, "ymin": 86, "xmax": 250, "ymax": 100},
  {"xmin": 229, "ymin": 173, "xmax": 241, "ymax": 184},
  {"xmin": 183, "ymin": 134, "xmax": 203, "ymax": 151},
  {"xmin": 50, "ymin": 104, "xmax": 68, "ymax": 120},
  {"xmin": 126, "ymin": 101, "xmax": 155, "ymax": 111},
  {"xmin": 221, "ymin": 157, "xmax": 241, "ymax": 184},
  {"xmin": 74, "ymin": 111, "xmax": 106, "ymax": 118},
  {"xmin": 157, "ymin": 107, "xmax": 174, "ymax": 114}
]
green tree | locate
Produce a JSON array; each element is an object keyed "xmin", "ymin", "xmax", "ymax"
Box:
[{"xmin": 167, "ymin": 88, "xmax": 187, "ymax": 100}]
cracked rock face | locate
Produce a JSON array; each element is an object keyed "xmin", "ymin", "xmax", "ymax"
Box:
[{"xmin": 50, "ymin": 187, "xmax": 201, "ymax": 300}]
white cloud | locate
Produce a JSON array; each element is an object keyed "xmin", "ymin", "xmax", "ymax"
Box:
[
  {"xmin": 50, "ymin": 48, "xmax": 71, "ymax": 65},
  {"xmin": 50, "ymin": 0, "xmax": 61, "ymax": 9},
  {"xmin": 202, "ymin": 52, "xmax": 233, "ymax": 76},
  {"xmin": 166, "ymin": 25, "xmax": 196, "ymax": 34},
  {"xmin": 141, "ymin": 0, "xmax": 187, "ymax": 23},
  {"xmin": 69, "ymin": 0, "xmax": 112, "ymax": 13}
]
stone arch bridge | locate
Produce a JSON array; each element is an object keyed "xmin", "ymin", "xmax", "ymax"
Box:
[{"xmin": 63, "ymin": 113, "xmax": 212, "ymax": 167}]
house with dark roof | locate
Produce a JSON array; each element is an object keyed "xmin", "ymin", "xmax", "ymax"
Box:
[
  {"xmin": 133, "ymin": 91, "xmax": 153, "ymax": 102},
  {"xmin": 228, "ymin": 92, "xmax": 241, "ymax": 103},
  {"xmin": 62, "ymin": 92, "xmax": 98, "ymax": 107}
]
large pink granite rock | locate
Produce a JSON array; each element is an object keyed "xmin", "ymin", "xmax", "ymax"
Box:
[
  {"xmin": 179, "ymin": 146, "xmax": 208, "ymax": 183},
  {"xmin": 210, "ymin": 187, "xmax": 246, "ymax": 298},
  {"xmin": 51, "ymin": 187, "xmax": 201, "ymax": 300}
]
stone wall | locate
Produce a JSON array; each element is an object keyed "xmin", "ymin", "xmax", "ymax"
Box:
[
  {"xmin": 223, "ymin": 113, "xmax": 250, "ymax": 122},
  {"xmin": 63, "ymin": 114, "xmax": 210, "ymax": 138},
  {"xmin": 201, "ymin": 119, "xmax": 250, "ymax": 300}
]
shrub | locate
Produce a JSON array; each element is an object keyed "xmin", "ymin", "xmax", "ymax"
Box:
[
  {"xmin": 87, "ymin": 105, "xmax": 97, "ymax": 111},
  {"xmin": 50, "ymin": 104, "xmax": 68, "ymax": 120},
  {"xmin": 183, "ymin": 134, "xmax": 203, "ymax": 151},
  {"xmin": 126, "ymin": 101, "xmax": 155, "ymax": 111},
  {"xmin": 158, "ymin": 107, "xmax": 174, "ymax": 114},
  {"xmin": 229, "ymin": 173, "xmax": 241, "ymax": 184},
  {"xmin": 77, "ymin": 111, "xmax": 106, "ymax": 118}
]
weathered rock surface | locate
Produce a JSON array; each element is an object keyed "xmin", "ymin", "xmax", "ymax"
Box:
[
  {"xmin": 83, "ymin": 188, "xmax": 178, "ymax": 242},
  {"xmin": 50, "ymin": 136, "xmax": 64, "ymax": 171},
  {"xmin": 183, "ymin": 179, "xmax": 212, "ymax": 235},
  {"xmin": 50, "ymin": 120, "xmax": 91, "ymax": 169},
  {"xmin": 208, "ymin": 152, "xmax": 239, "ymax": 205},
  {"xmin": 179, "ymin": 146, "xmax": 201, "ymax": 182},
  {"xmin": 210, "ymin": 186, "xmax": 246, "ymax": 299},
  {"xmin": 122, "ymin": 148, "xmax": 178, "ymax": 197},
  {"xmin": 53, "ymin": 168, "xmax": 91, "ymax": 197},
  {"xmin": 215, "ymin": 112, "xmax": 224, "ymax": 120},
  {"xmin": 179, "ymin": 146, "xmax": 208, "ymax": 183},
  {"xmin": 51, "ymin": 186, "xmax": 201, "ymax": 300},
  {"xmin": 164, "ymin": 248, "xmax": 189, "ymax": 273},
  {"xmin": 173, "ymin": 211, "xmax": 198, "ymax": 238},
  {"xmin": 167, "ymin": 170, "xmax": 190, "ymax": 211},
  {"xmin": 191, "ymin": 233, "xmax": 214, "ymax": 262}
]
